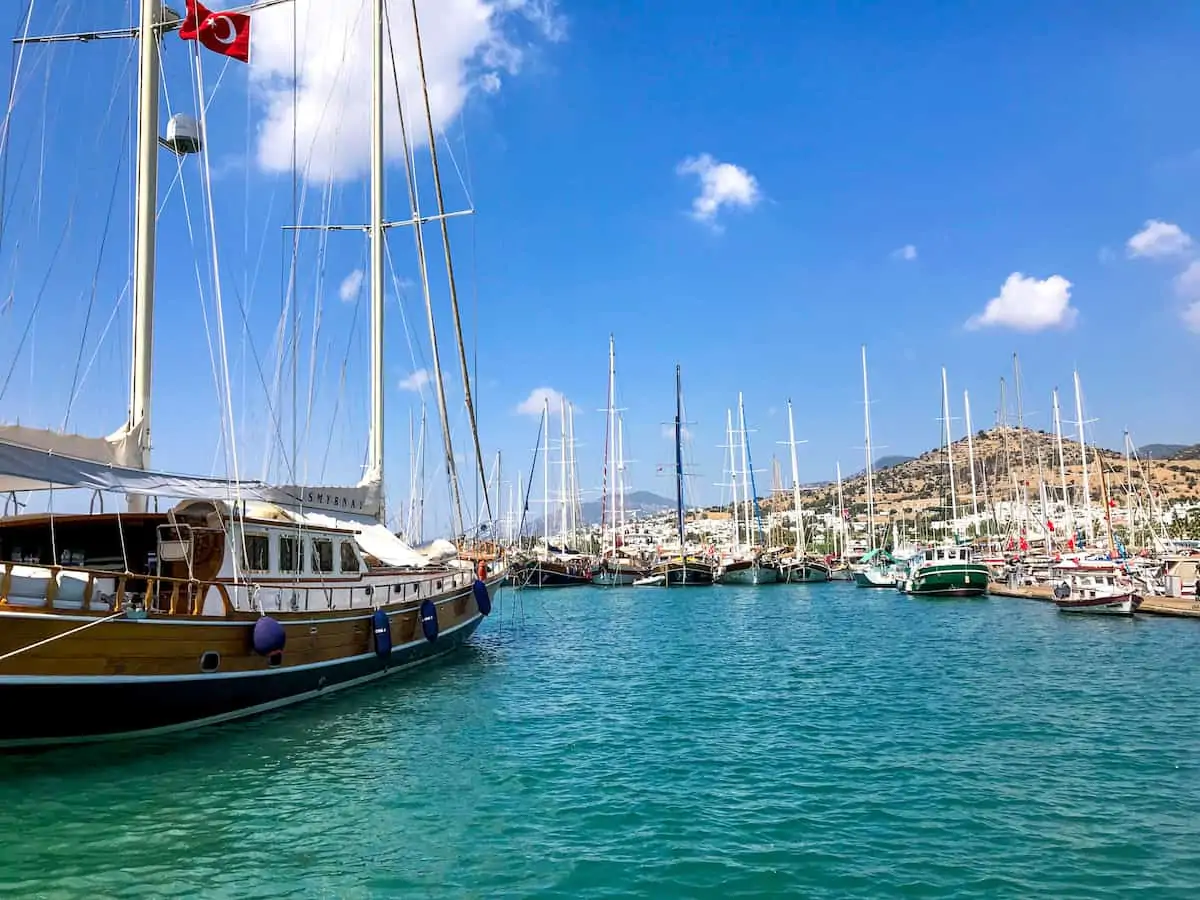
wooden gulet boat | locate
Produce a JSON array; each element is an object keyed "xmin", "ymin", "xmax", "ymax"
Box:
[
  {"xmin": 0, "ymin": 0, "xmax": 498, "ymax": 747},
  {"xmin": 0, "ymin": 505, "xmax": 499, "ymax": 746}
]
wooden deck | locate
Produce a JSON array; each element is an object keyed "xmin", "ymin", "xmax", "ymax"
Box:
[
  {"xmin": 987, "ymin": 582, "xmax": 1053, "ymax": 602},
  {"xmin": 1138, "ymin": 597, "xmax": 1200, "ymax": 619},
  {"xmin": 988, "ymin": 582, "xmax": 1200, "ymax": 618}
]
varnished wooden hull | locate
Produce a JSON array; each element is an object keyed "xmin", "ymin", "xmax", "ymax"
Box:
[
  {"xmin": 0, "ymin": 616, "xmax": 480, "ymax": 747},
  {"xmin": 0, "ymin": 578, "xmax": 492, "ymax": 748}
]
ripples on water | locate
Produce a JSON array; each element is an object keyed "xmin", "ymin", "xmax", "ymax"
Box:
[{"xmin": 3, "ymin": 584, "xmax": 1200, "ymax": 898}]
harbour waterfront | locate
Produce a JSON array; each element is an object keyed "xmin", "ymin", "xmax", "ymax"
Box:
[{"xmin": 2, "ymin": 582, "xmax": 1200, "ymax": 898}]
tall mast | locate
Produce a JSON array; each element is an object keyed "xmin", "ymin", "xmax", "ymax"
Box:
[
  {"xmin": 1073, "ymin": 369, "xmax": 1093, "ymax": 544},
  {"xmin": 725, "ymin": 408, "xmax": 739, "ymax": 549},
  {"xmin": 941, "ymin": 368, "xmax": 958, "ymax": 536},
  {"xmin": 1096, "ymin": 447, "xmax": 1117, "ymax": 559},
  {"xmin": 1012, "ymin": 353, "xmax": 1030, "ymax": 538},
  {"xmin": 558, "ymin": 395, "xmax": 567, "ymax": 540},
  {"xmin": 392, "ymin": 28, "xmax": 461, "ymax": 536},
  {"xmin": 998, "ymin": 377, "xmax": 1017, "ymax": 536},
  {"xmin": 567, "ymin": 402, "xmax": 578, "ymax": 544},
  {"xmin": 363, "ymin": 0, "xmax": 385, "ymax": 513},
  {"xmin": 1052, "ymin": 388, "xmax": 1073, "ymax": 540},
  {"xmin": 616, "ymin": 414, "xmax": 626, "ymax": 538},
  {"xmin": 963, "ymin": 390, "xmax": 980, "ymax": 527},
  {"xmin": 861, "ymin": 345, "xmax": 876, "ymax": 550},
  {"xmin": 738, "ymin": 393, "xmax": 752, "ymax": 549},
  {"xmin": 836, "ymin": 461, "xmax": 846, "ymax": 561},
  {"xmin": 407, "ymin": 0, "xmax": 490, "ymax": 520},
  {"xmin": 542, "ymin": 396, "xmax": 550, "ymax": 547},
  {"xmin": 786, "ymin": 399, "xmax": 804, "ymax": 557},
  {"xmin": 673, "ymin": 365, "xmax": 686, "ymax": 553},
  {"xmin": 602, "ymin": 335, "xmax": 616, "ymax": 552},
  {"xmin": 1124, "ymin": 430, "xmax": 1134, "ymax": 548},
  {"xmin": 417, "ymin": 405, "xmax": 426, "ymax": 541},
  {"xmin": 406, "ymin": 408, "xmax": 414, "ymax": 538},
  {"xmin": 126, "ymin": 0, "xmax": 165, "ymax": 510}
]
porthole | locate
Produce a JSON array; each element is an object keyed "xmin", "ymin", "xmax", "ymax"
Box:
[{"xmin": 199, "ymin": 651, "xmax": 220, "ymax": 673}]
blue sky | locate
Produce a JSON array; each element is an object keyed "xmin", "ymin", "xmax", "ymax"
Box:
[{"xmin": 1, "ymin": 1, "xmax": 1198, "ymax": 531}]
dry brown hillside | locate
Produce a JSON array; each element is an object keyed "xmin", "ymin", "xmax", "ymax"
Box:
[{"xmin": 768, "ymin": 427, "xmax": 1200, "ymax": 517}]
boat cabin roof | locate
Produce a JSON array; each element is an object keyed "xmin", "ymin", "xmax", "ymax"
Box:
[{"xmin": 925, "ymin": 546, "xmax": 972, "ymax": 562}]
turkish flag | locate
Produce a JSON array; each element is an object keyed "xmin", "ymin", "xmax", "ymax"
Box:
[
  {"xmin": 1046, "ymin": 519, "xmax": 1055, "ymax": 532},
  {"xmin": 180, "ymin": 0, "xmax": 251, "ymax": 63}
]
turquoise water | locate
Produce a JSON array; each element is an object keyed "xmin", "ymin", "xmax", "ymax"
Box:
[{"xmin": 3, "ymin": 582, "xmax": 1200, "ymax": 898}]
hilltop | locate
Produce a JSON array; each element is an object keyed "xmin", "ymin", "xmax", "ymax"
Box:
[{"xmin": 769, "ymin": 427, "xmax": 1200, "ymax": 518}]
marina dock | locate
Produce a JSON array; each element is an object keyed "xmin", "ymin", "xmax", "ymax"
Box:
[{"xmin": 988, "ymin": 583, "xmax": 1200, "ymax": 618}]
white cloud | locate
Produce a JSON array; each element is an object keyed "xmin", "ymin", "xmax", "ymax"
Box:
[
  {"xmin": 1127, "ymin": 220, "xmax": 1193, "ymax": 259},
  {"xmin": 1174, "ymin": 260, "xmax": 1200, "ymax": 297},
  {"xmin": 478, "ymin": 71, "xmax": 502, "ymax": 94},
  {"xmin": 516, "ymin": 386, "xmax": 564, "ymax": 416},
  {"xmin": 399, "ymin": 368, "xmax": 431, "ymax": 392},
  {"xmin": 891, "ymin": 244, "xmax": 917, "ymax": 261},
  {"xmin": 676, "ymin": 153, "xmax": 761, "ymax": 227},
  {"xmin": 338, "ymin": 268, "xmax": 364, "ymax": 302},
  {"xmin": 251, "ymin": 0, "xmax": 564, "ymax": 181},
  {"xmin": 1184, "ymin": 302, "xmax": 1200, "ymax": 333},
  {"xmin": 966, "ymin": 273, "xmax": 1077, "ymax": 332},
  {"xmin": 1173, "ymin": 262, "xmax": 1200, "ymax": 333},
  {"xmin": 661, "ymin": 423, "xmax": 692, "ymax": 441}
]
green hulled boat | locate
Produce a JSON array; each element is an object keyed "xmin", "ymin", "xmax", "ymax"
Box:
[{"xmin": 902, "ymin": 545, "xmax": 989, "ymax": 597}]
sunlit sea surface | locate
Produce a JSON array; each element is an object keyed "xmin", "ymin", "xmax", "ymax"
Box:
[{"xmin": 2, "ymin": 582, "xmax": 1199, "ymax": 898}]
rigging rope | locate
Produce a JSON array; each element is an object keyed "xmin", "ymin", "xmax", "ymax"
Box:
[{"xmin": 0, "ymin": 606, "xmax": 128, "ymax": 666}]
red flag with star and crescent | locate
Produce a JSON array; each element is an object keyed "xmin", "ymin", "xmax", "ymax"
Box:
[{"xmin": 180, "ymin": 0, "xmax": 251, "ymax": 63}]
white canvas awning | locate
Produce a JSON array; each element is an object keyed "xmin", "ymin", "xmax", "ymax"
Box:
[
  {"xmin": 0, "ymin": 431, "xmax": 381, "ymax": 518},
  {"xmin": 285, "ymin": 510, "xmax": 433, "ymax": 568}
]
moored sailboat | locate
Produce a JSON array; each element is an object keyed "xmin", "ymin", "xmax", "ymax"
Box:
[
  {"xmin": 777, "ymin": 400, "xmax": 830, "ymax": 583},
  {"xmin": 901, "ymin": 368, "xmax": 988, "ymax": 598},
  {"xmin": 0, "ymin": 0, "xmax": 499, "ymax": 747},
  {"xmin": 1054, "ymin": 447, "xmax": 1140, "ymax": 615},
  {"xmin": 592, "ymin": 336, "xmax": 647, "ymax": 586},
  {"xmin": 652, "ymin": 366, "xmax": 713, "ymax": 586},
  {"xmin": 714, "ymin": 395, "xmax": 776, "ymax": 585}
]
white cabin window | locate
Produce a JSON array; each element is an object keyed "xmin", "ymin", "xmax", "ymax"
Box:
[
  {"xmin": 242, "ymin": 534, "xmax": 270, "ymax": 573},
  {"xmin": 339, "ymin": 541, "xmax": 362, "ymax": 574},
  {"xmin": 311, "ymin": 538, "xmax": 335, "ymax": 574},
  {"xmin": 279, "ymin": 536, "xmax": 299, "ymax": 574}
]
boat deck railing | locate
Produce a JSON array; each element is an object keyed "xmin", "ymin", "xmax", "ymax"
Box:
[
  {"xmin": 0, "ymin": 558, "xmax": 497, "ymax": 619},
  {"xmin": 0, "ymin": 562, "xmax": 233, "ymax": 618}
]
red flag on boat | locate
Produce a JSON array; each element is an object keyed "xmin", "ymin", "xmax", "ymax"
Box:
[
  {"xmin": 180, "ymin": 0, "xmax": 251, "ymax": 63},
  {"xmin": 1046, "ymin": 519, "xmax": 1055, "ymax": 532},
  {"xmin": 1019, "ymin": 536, "xmax": 1028, "ymax": 552}
]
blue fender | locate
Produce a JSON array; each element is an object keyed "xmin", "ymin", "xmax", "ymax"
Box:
[
  {"xmin": 372, "ymin": 608, "xmax": 392, "ymax": 659},
  {"xmin": 473, "ymin": 578, "xmax": 492, "ymax": 616},
  {"xmin": 420, "ymin": 599, "xmax": 439, "ymax": 642},
  {"xmin": 252, "ymin": 616, "xmax": 286, "ymax": 659}
]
